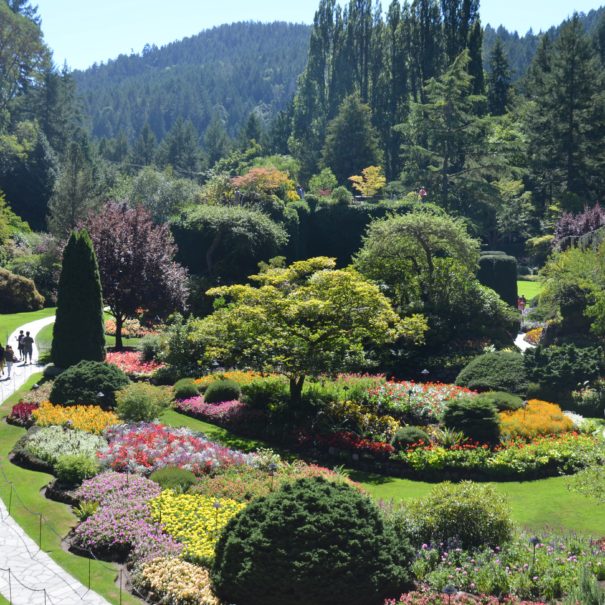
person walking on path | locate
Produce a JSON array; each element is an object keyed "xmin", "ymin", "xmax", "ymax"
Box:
[
  {"xmin": 16, "ymin": 330, "xmax": 24, "ymax": 361},
  {"xmin": 22, "ymin": 331, "xmax": 34, "ymax": 365},
  {"xmin": 5, "ymin": 344, "xmax": 15, "ymax": 377},
  {"xmin": 0, "ymin": 344, "xmax": 5, "ymax": 377}
]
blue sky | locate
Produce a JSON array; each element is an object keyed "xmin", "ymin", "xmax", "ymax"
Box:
[{"xmin": 36, "ymin": 0, "xmax": 604, "ymax": 70}]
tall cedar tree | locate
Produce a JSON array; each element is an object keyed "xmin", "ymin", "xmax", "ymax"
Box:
[
  {"xmin": 322, "ymin": 93, "xmax": 383, "ymax": 185},
  {"xmin": 487, "ymin": 38, "xmax": 511, "ymax": 115},
  {"xmin": 85, "ymin": 202, "xmax": 188, "ymax": 349},
  {"xmin": 51, "ymin": 229, "xmax": 105, "ymax": 368}
]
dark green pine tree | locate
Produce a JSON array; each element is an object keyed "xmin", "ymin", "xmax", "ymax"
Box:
[
  {"xmin": 440, "ymin": 0, "xmax": 480, "ymax": 64},
  {"xmin": 131, "ymin": 122, "xmax": 157, "ymax": 167},
  {"xmin": 322, "ymin": 93, "xmax": 383, "ymax": 185},
  {"xmin": 487, "ymin": 38, "xmax": 511, "ymax": 115},
  {"xmin": 203, "ymin": 114, "xmax": 231, "ymax": 166},
  {"xmin": 51, "ymin": 229, "xmax": 105, "ymax": 368},
  {"xmin": 467, "ymin": 21, "xmax": 485, "ymax": 96}
]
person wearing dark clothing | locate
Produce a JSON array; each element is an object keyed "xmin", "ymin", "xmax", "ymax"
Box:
[
  {"xmin": 22, "ymin": 331, "xmax": 34, "ymax": 365},
  {"xmin": 4, "ymin": 345, "xmax": 15, "ymax": 377}
]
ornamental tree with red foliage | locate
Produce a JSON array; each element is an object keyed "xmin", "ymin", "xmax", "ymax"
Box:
[
  {"xmin": 554, "ymin": 202, "xmax": 605, "ymax": 250},
  {"xmin": 84, "ymin": 202, "xmax": 188, "ymax": 349}
]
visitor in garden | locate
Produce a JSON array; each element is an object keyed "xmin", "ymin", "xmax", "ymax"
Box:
[
  {"xmin": 517, "ymin": 296, "xmax": 526, "ymax": 312},
  {"xmin": 16, "ymin": 330, "xmax": 24, "ymax": 361},
  {"xmin": 4, "ymin": 345, "xmax": 15, "ymax": 378},
  {"xmin": 0, "ymin": 344, "xmax": 4, "ymax": 377},
  {"xmin": 22, "ymin": 331, "xmax": 34, "ymax": 365}
]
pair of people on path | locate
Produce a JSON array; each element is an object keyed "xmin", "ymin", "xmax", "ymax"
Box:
[
  {"xmin": 0, "ymin": 344, "xmax": 16, "ymax": 378},
  {"xmin": 15, "ymin": 330, "xmax": 34, "ymax": 365}
]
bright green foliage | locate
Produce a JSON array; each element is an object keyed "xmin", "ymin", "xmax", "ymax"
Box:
[
  {"xmin": 50, "ymin": 360, "xmax": 129, "ymax": 408},
  {"xmin": 212, "ymin": 477, "xmax": 413, "ymax": 605},
  {"xmin": 562, "ymin": 568, "xmax": 605, "ymax": 605},
  {"xmin": 408, "ymin": 482, "xmax": 513, "ymax": 549},
  {"xmin": 173, "ymin": 378, "xmax": 199, "ymax": 400},
  {"xmin": 392, "ymin": 426, "xmax": 430, "ymax": 451},
  {"xmin": 474, "ymin": 391, "xmax": 524, "ymax": 412},
  {"xmin": 149, "ymin": 466, "xmax": 198, "ymax": 493},
  {"xmin": 198, "ymin": 257, "xmax": 426, "ymax": 403},
  {"xmin": 115, "ymin": 383, "xmax": 171, "ymax": 422},
  {"xmin": 51, "ymin": 229, "xmax": 105, "ymax": 368},
  {"xmin": 478, "ymin": 253, "xmax": 518, "ymax": 307},
  {"xmin": 308, "ymin": 168, "xmax": 337, "ymax": 194},
  {"xmin": 55, "ymin": 453, "xmax": 100, "ymax": 486},
  {"xmin": 568, "ymin": 466, "xmax": 605, "ymax": 505},
  {"xmin": 442, "ymin": 397, "xmax": 501, "ymax": 445},
  {"xmin": 204, "ymin": 379, "xmax": 241, "ymax": 403},
  {"xmin": 0, "ymin": 267, "xmax": 44, "ymax": 312},
  {"xmin": 456, "ymin": 351, "xmax": 528, "ymax": 395},
  {"xmin": 241, "ymin": 377, "xmax": 289, "ymax": 410}
]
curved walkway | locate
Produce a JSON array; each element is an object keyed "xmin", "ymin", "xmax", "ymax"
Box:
[
  {"xmin": 0, "ymin": 316, "xmax": 110, "ymax": 605},
  {"xmin": 514, "ymin": 332, "xmax": 536, "ymax": 353}
]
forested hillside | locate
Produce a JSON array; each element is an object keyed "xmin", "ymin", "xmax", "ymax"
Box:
[{"xmin": 73, "ymin": 22, "xmax": 311, "ymax": 143}]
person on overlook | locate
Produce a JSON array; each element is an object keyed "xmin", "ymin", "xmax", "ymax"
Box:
[
  {"xmin": 4, "ymin": 344, "xmax": 15, "ymax": 378},
  {"xmin": 22, "ymin": 331, "xmax": 34, "ymax": 365},
  {"xmin": 16, "ymin": 330, "xmax": 24, "ymax": 361}
]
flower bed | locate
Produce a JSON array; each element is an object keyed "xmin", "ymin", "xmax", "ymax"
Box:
[
  {"xmin": 175, "ymin": 397, "xmax": 264, "ymax": 428},
  {"xmin": 106, "ymin": 351, "xmax": 165, "ymax": 378},
  {"xmin": 33, "ymin": 402, "xmax": 120, "ymax": 434},
  {"xmin": 149, "ymin": 491, "xmax": 245, "ymax": 564},
  {"xmin": 195, "ymin": 370, "xmax": 267, "ymax": 389},
  {"xmin": 105, "ymin": 318, "xmax": 156, "ymax": 339},
  {"xmin": 386, "ymin": 590, "xmax": 545, "ymax": 604},
  {"xmin": 367, "ymin": 381, "xmax": 476, "ymax": 424},
  {"xmin": 99, "ymin": 423, "xmax": 256, "ymax": 475},
  {"xmin": 499, "ymin": 400, "xmax": 574, "ymax": 440},
  {"xmin": 132, "ymin": 557, "xmax": 218, "ymax": 605},
  {"xmin": 7, "ymin": 402, "xmax": 39, "ymax": 427},
  {"xmin": 524, "ymin": 327, "xmax": 543, "ymax": 346},
  {"xmin": 315, "ymin": 431, "xmax": 395, "ymax": 458}
]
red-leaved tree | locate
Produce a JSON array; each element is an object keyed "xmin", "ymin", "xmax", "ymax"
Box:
[{"xmin": 85, "ymin": 202, "xmax": 188, "ymax": 349}]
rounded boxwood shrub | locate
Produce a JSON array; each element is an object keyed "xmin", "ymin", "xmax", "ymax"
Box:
[
  {"xmin": 49, "ymin": 361, "xmax": 129, "ymax": 408},
  {"xmin": 392, "ymin": 426, "xmax": 430, "ymax": 451},
  {"xmin": 149, "ymin": 466, "xmax": 198, "ymax": 493},
  {"xmin": 116, "ymin": 383, "xmax": 171, "ymax": 422},
  {"xmin": 474, "ymin": 391, "xmax": 524, "ymax": 412},
  {"xmin": 55, "ymin": 454, "xmax": 100, "ymax": 486},
  {"xmin": 408, "ymin": 482, "xmax": 513, "ymax": 549},
  {"xmin": 204, "ymin": 379, "xmax": 241, "ymax": 403},
  {"xmin": 442, "ymin": 397, "xmax": 500, "ymax": 445},
  {"xmin": 212, "ymin": 477, "xmax": 413, "ymax": 605},
  {"xmin": 455, "ymin": 351, "xmax": 528, "ymax": 395},
  {"xmin": 173, "ymin": 378, "xmax": 199, "ymax": 400}
]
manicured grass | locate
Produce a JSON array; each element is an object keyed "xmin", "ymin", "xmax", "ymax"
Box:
[
  {"xmin": 0, "ymin": 375, "xmax": 139, "ymax": 605},
  {"xmin": 0, "ymin": 308, "xmax": 56, "ymax": 346},
  {"xmin": 164, "ymin": 408, "xmax": 605, "ymax": 536},
  {"xmin": 517, "ymin": 279, "xmax": 543, "ymax": 301}
]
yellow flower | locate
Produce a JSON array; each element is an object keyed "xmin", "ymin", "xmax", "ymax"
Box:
[{"xmin": 33, "ymin": 402, "xmax": 119, "ymax": 434}]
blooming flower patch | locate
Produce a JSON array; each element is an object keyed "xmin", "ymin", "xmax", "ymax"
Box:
[
  {"xmin": 100, "ymin": 423, "xmax": 256, "ymax": 475},
  {"xmin": 76, "ymin": 471, "xmax": 161, "ymax": 505},
  {"xmin": 175, "ymin": 397, "xmax": 263, "ymax": 426},
  {"xmin": 149, "ymin": 491, "xmax": 245, "ymax": 564},
  {"xmin": 194, "ymin": 370, "xmax": 268, "ymax": 388},
  {"xmin": 499, "ymin": 400, "xmax": 574, "ymax": 440},
  {"xmin": 7, "ymin": 402, "xmax": 39, "ymax": 427},
  {"xmin": 105, "ymin": 318, "xmax": 156, "ymax": 339},
  {"xmin": 33, "ymin": 402, "xmax": 119, "ymax": 434},
  {"xmin": 106, "ymin": 351, "xmax": 165, "ymax": 378},
  {"xmin": 315, "ymin": 431, "xmax": 395, "ymax": 458}
]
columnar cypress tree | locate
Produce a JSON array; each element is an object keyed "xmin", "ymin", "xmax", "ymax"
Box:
[{"xmin": 51, "ymin": 229, "xmax": 105, "ymax": 368}]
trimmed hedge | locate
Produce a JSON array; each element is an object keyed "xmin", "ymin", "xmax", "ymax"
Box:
[
  {"xmin": 204, "ymin": 379, "xmax": 241, "ymax": 403},
  {"xmin": 478, "ymin": 252, "xmax": 518, "ymax": 307},
  {"xmin": 0, "ymin": 267, "xmax": 44, "ymax": 312},
  {"xmin": 456, "ymin": 351, "xmax": 528, "ymax": 395},
  {"xmin": 442, "ymin": 397, "xmax": 501, "ymax": 445}
]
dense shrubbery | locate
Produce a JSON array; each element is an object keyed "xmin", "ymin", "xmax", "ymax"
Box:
[
  {"xmin": 116, "ymin": 383, "xmax": 171, "ymax": 422},
  {"xmin": 474, "ymin": 391, "xmax": 524, "ymax": 411},
  {"xmin": 49, "ymin": 361, "xmax": 130, "ymax": 408},
  {"xmin": 55, "ymin": 453, "xmax": 100, "ymax": 486},
  {"xmin": 0, "ymin": 267, "xmax": 44, "ymax": 312},
  {"xmin": 392, "ymin": 427, "xmax": 430, "ymax": 451},
  {"xmin": 456, "ymin": 352, "xmax": 528, "ymax": 394},
  {"xmin": 203, "ymin": 379, "xmax": 241, "ymax": 403},
  {"xmin": 442, "ymin": 397, "xmax": 500, "ymax": 445},
  {"xmin": 173, "ymin": 378, "xmax": 199, "ymax": 400},
  {"xmin": 240, "ymin": 376, "xmax": 290, "ymax": 409}
]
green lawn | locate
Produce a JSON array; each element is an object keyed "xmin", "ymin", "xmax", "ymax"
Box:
[
  {"xmin": 163, "ymin": 408, "xmax": 605, "ymax": 536},
  {"xmin": 0, "ymin": 308, "xmax": 56, "ymax": 346},
  {"xmin": 0, "ymin": 375, "xmax": 139, "ymax": 605},
  {"xmin": 517, "ymin": 279, "xmax": 543, "ymax": 301}
]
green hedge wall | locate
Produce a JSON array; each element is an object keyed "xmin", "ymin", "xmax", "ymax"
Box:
[{"xmin": 478, "ymin": 252, "xmax": 518, "ymax": 307}]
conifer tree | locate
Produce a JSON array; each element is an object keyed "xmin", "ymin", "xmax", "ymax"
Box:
[
  {"xmin": 51, "ymin": 229, "xmax": 105, "ymax": 368},
  {"xmin": 487, "ymin": 38, "xmax": 511, "ymax": 115}
]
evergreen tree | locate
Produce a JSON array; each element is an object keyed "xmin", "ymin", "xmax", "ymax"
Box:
[
  {"xmin": 467, "ymin": 21, "xmax": 485, "ymax": 95},
  {"xmin": 487, "ymin": 38, "xmax": 512, "ymax": 115},
  {"xmin": 51, "ymin": 229, "xmax": 105, "ymax": 368},
  {"xmin": 155, "ymin": 118, "xmax": 203, "ymax": 178},
  {"xmin": 131, "ymin": 122, "xmax": 157, "ymax": 167},
  {"xmin": 322, "ymin": 93, "xmax": 383, "ymax": 185},
  {"xmin": 203, "ymin": 114, "xmax": 231, "ymax": 166},
  {"xmin": 440, "ymin": 0, "xmax": 479, "ymax": 64}
]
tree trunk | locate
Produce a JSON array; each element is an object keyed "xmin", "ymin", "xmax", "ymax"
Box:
[
  {"xmin": 115, "ymin": 314, "xmax": 124, "ymax": 351},
  {"xmin": 289, "ymin": 376, "xmax": 306, "ymax": 406}
]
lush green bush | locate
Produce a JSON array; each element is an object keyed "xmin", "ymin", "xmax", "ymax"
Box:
[
  {"xmin": 442, "ymin": 397, "xmax": 500, "ymax": 445},
  {"xmin": 138, "ymin": 334, "xmax": 162, "ymax": 362},
  {"xmin": 173, "ymin": 378, "xmax": 199, "ymax": 400},
  {"xmin": 408, "ymin": 482, "xmax": 513, "ymax": 549},
  {"xmin": 55, "ymin": 454, "xmax": 100, "ymax": 486},
  {"xmin": 212, "ymin": 477, "xmax": 413, "ymax": 605},
  {"xmin": 525, "ymin": 344, "xmax": 603, "ymax": 393},
  {"xmin": 0, "ymin": 267, "xmax": 45, "ymax": 312},
  {"xmin": 478, "ymin": 253, "xmax": 518, "ymax": 307},
  {"xmin": 241, "ymin": 377, "xmax": 289, "ymax": 410},
  {"xmin": 456, "ymin": 351, "xmax": 528, "ymax": 395},
  {"xmin": 116, "ymin": 383, "xmax": 171, "ymax": 422},
  {"xmin": 392, "ymin": 426, "xmax": 430, "ymax": 451},
  {"xmin": 149, "ymin": 466, "xmax": 198, "ymax": 493},
  {"xmin": 474, "ymin": 391, "xmax": 524, "ymax": 411},
  {"xmin": 204, "ymin": 379, "xmax": 241, "ymax": 403},
  {"xmin": 49, "ymin": 361, "xmax": 130, "ymax": 408}
]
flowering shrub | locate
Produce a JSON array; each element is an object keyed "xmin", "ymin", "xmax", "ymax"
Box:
[
  {"xmin": 499, "ymin": 400, "xmax": 574, "ymax": 440},
  {"xmin": 195, "ymin": 370, "xmax": 267, "ymax": 389},
  {"xmin": 386, "ymin": 590, "xmax": 545, "ymax": 604},
  {"xmin": 76, "ymin": 471, "xmax": 161, "ymax": 505},
  {"xmin": 176, "ymin": 397, "xmax": 264, "ymax": 427},
  {"xmin": 524, "ymin": 327, "xmax": 543, "ymax": 346},
  {"xmin": 33, "ymin": 402, "xmax": 119, "ymax": 434},
  {"xmin": 106, "ymin": 351, "xmax": 165, "ymax": 378},
  {"xmin": 322, "ymin": 399, "xmax": 400, "ymax": 441},
  {"xmin": 413, "ymin": 535, "xmax": 605, "ymax": 602},
  {"xmin": 133, "ymin": 557, "xmax": 219, "ymax": 605},
  {"xmin": 7, "ymin": 402, "xmax": 39, "ymax": 427},
  {"xmin": 105, "ymin": 318, "xmax": 156, "ymax": 339},
  {"xmin": 100, "ymin": 423, "xmax": 256, "ymax": 475},
  {"xmin": 315, "ymin": 431, "xmax": 395, "ymax": 457},
  {"xmin": 367, "ymin": 381, "xmax": 476, "ymax": 424},
  {"xmin": 23, "ymin": 426, "xmax": 106, "ymax": 467},
  {"xmin": 149, "ymin": 491, "xmax": 245, "ymax": 564}
]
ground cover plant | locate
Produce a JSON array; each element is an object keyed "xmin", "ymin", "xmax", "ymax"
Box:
[
  {"xmin": 32, "ymin": 401, "xmax": 119, "ymax": 434},
  {"xmin": 106, "ymin": 350, "xmax": 165, "ymax": 378}
]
